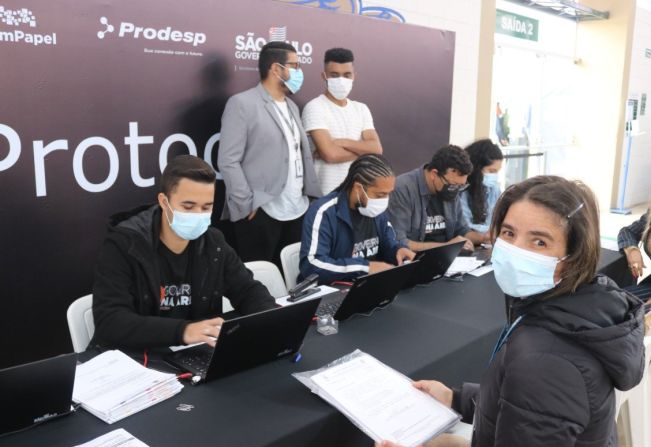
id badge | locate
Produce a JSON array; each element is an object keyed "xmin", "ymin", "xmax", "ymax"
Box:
[{"xmin": 295, "ymin": 158, "xmax": 304, "ymax": 178}]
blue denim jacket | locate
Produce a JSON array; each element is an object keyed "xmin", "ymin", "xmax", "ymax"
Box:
[{"xmin": 460, "ymin": 183, "xmax": 501, "ymax": 234}]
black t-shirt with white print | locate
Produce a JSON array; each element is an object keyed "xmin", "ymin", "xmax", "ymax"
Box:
[
  {"xmin": 423, "ymin": 195, "xmax": 447, "ymax": 243},
  {"xmin": 350, "ymin": 209, "xmax": 379, "ymax": 261},
  {"xmin": 157, "ymin": 242, "xmax": 193, "ymax": 319}
]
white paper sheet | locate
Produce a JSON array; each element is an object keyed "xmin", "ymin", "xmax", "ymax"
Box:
[
  {"xmin": 74, "ymin": 428, "xmax": 149, "ymax": 447},
  {"xmin": 467, "ymin": 265, "xmax": 494, "ymax": 277},
  {"xmin": 445, "ymin": 257, "xmax": 485, "ymax": 276},
  {"xmin": 307, "ymin": 352, "xmax": 460, "ymax": 447}
]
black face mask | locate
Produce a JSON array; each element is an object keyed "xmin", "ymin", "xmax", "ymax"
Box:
[{"xmin": 438, "ymin": 185, "xmax": 460, "ymax": 201}]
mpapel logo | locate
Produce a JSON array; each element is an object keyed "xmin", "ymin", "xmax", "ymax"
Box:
[
  {"xmin": 0, "ymin": 6, "xmax": 35, "ymax": 27},
  {"xmin": 97, "ymin": 16, "xmax": 206, "ymax": 47},
  {"xmin": 235, "ymin": 26, "xmax": 313, "ymax": 63},
  {"xmin": 0, "ymin": 5, "xmax": 56, "ymax": 46}
]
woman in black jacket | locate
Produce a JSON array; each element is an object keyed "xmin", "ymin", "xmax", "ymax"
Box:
[{"xmin": 379, "ymin": 176, "xmax": 646, "ymax": 447}]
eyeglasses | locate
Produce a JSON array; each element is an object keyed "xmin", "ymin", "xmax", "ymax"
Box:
[
  {"xmin": 278, "ymin": 62, "xmax": 301, "ymax": 70},
  {"xmin": 439, "ymin": 174, "xmax": 469, "ymax": 192}
]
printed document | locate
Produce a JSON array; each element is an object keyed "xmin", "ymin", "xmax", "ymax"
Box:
[
  {"xmin": 295, "ymin": 351, "xmax": 460, "ymax": 447},
  {"xmin": 73, "ymin": 350, "xmax": 183, "ymax": 424}
]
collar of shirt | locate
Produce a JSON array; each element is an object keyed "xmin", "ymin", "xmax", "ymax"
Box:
[{"xmin": 418, "ymin": 165, "xmax": 432, "ymax": 197}]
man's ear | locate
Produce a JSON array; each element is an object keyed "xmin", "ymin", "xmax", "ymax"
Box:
[
  {"xmin": 157, "ymin": 192, "xmax": 168, "ymax": 209},
  {"xmin": 321, "ymin": 71, "xmax": 327, "ymax": 82}
]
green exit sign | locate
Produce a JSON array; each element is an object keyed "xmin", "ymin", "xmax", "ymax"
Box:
[{"xmin": 496, "ymin": 9, "xmax": 539, "ymax": 42}]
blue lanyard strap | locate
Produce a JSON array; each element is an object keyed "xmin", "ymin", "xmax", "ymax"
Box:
[{"xmin": 489, "ymin": 315, "xmax": 524, "ymax": 365}]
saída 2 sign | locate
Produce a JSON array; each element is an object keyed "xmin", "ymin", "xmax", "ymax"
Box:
[{"xmin": 496, "ymin": 9, "xmax": 538, "ymax": 42}]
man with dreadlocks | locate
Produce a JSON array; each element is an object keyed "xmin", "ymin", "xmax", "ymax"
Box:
[{"xmin": 298, "ymin": 154, "xmax": 415, "ymax": 284}]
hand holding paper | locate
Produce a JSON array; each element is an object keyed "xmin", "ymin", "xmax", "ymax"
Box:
[{"xmin": 294, "ymin": 350, "xmax": 460, "ymax": 447}]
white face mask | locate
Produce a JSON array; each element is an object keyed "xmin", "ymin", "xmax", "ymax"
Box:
[
  {"xmin": 326, "ymin": 77, "xmax": 353, "ymax": 101},
  {"xmin": 357, "ymin": 186, "xmax": 388, "ymax": 218}
]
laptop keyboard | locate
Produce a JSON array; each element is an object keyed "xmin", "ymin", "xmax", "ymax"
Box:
[
  {"xmin": 174, "ymin": 344, "xmax": 213, "ymax": 376},
  {"xmin": 315, "ymin": 291, "xmax": 346, "ymax": 318}
]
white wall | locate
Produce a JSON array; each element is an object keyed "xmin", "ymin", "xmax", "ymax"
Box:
[
  {"xmin": 362, "ymin": 0, "xmax": 484, "ymax": 146},
  {"xmin": 624, "ymin": 5, "xmax": 651, "ymax": 207}
]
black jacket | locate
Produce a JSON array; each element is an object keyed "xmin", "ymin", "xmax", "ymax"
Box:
[
  {"xmin": 453, "ymin": 275, "xmax": 646, "ymax": 446},
  {"xmin": 91, "ymin": 204, "xmax": 276, "ymax": 350}
]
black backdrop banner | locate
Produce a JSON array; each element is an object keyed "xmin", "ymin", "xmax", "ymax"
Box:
[{"xmin": 0, "ymin": 0, "xmax": 454, "ymax": 367}]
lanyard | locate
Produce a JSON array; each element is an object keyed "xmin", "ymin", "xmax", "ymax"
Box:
[
  {"xmin": 272, "ymin": 102, "xmax": 300, "ymax": 152},
  {"xmin": 489, "ymin": 314, "xmax": 524, "ymax": 365}
]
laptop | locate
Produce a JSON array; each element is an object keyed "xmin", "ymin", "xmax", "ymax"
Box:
[
  {"xmin": 166, "ymin": 297, "xmax": 321, "ymax": 382},
  {"xmin": 0, "ymin": 353, "xmax": 77, "ymax": 436},
  {"xmin": 316, "ymin": 260, "xmax": 422, "ymax": 321},
  {"xmin": 402, "ymin": 241, "xmax": 465, "ymax": 288}
]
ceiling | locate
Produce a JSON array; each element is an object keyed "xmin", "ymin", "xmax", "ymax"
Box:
[{"xmin": 504, "ymin": 0, "xmax": 609, "ymax": 21}]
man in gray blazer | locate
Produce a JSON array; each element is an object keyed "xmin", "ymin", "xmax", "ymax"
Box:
[{"xmin": 218, "ymin": 41, "xmax": 322, "ymax": 267}]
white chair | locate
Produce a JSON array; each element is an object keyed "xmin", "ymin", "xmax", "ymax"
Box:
[
  {"xmin": 244, "ymin": 261, "xmax": 288, "ymax": 299},
  {"xmin": 66, "ymin": 294, "xmax": 94, "ymax": 353},
  {"xmin": 280, "ymin": 242, "xmax": 301, "ymax": 290},
  {"xmin": 616, "ymin": 335, "xmax": 651, "ymax": 447},
  {"xmin": 222, "ymin": 297, "xmax": 235, "ymax": 313}
]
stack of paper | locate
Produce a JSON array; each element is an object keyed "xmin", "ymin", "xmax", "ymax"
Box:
[
  {"xmin": 75, "ymin": 429, "xmax": 149, "ymax": 447},
  {"xmin": 294, "ymin": 351, "xmax": 460, "ymax": 447},
  {"xmin": 72, "ymin": 350, "xmax": 183, "ymax": 424},
  {"xmin": 445, "ymin": 257, "xmax": 485, "ymax": 276}
]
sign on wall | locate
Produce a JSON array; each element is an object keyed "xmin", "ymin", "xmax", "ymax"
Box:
[
  {"xmin": 496, "ymin": 9, "xmax": 539, "ymax": 42},
  {"xmin": 0, "ymin": 0, "xmax": 455, "ymax": 366}
]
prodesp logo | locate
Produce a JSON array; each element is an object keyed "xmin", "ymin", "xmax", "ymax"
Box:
[
  {"xmin": 98, "ymin": 16, "xmax": 207, "ymax": 47},
  {"xmin": 234, "ymin": 26, "xmax": 313, "ymax": 64}
]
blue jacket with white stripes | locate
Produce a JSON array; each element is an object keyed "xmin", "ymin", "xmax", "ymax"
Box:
[{"xmin": 298, "ymin": 189, "xmax": 406, "ymax": 284}]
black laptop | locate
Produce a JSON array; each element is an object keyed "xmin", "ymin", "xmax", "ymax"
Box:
[
  {"xmin": 166, "ymin": 297, "xmax": 321, "ymax": 382},
  {"xmin": 316, "ymin": 260, "xmax": 422, "ymax": 321},
  {"xmin": 0, "ymin": 353, "xmax": 77, "ymax": 436},
  {"xmin": 402, "ymin": 241, "xmax": 465, "ymax": 288}
]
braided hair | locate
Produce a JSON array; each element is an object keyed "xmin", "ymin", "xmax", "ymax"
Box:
[
  {"xmin": 465, "ymin": 139, "xmax": 503, "ymax": 224},
  {"xmin": 335, "ymin": 154, "xmax": 394, "ymax": 194}
]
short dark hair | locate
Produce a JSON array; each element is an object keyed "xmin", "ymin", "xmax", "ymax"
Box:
[
  {"xmin": 336, "ymin": 154, "xmax": 394, "ymax": 192},
  {"xmin": 259, "ymin": 41, "xmax": 296, "ymax": 80},
  {"xmin": 160, "ymin": 155, "xmax": 216, "ymax": 196},
  {"xmin": 465, "ymin": 139, "xmax": 503, "ymax": 224},
  {"xmin": 324, "ymin": 47, "xmax": 354, "ymax": 65},
  {"xmin": 490, "ymin": 175, "xmax": 600, "ymax": 298},
  {"xmin": 426, "ymin": 145, "xmax": 473, "ymax": 176}
]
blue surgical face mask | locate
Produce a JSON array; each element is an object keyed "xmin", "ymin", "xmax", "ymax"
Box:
[
  {"xmin": 483, "ymin": 172, "xmax": 499, "ymax": 188},
  {"xmin": 164, "ymin": 199, "xmax": 211, "ymax": 241},
  {"xmin": 491, "ymin": 237, "xmax": 565, "ymax": 298},
  {"xmin": 278, "ymin": 65, "xmax": 304, "ymax": 94}
]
